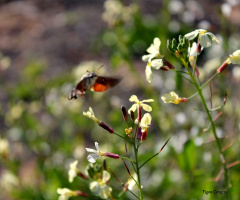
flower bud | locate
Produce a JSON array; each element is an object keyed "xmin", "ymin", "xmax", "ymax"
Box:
[
  {"xmin": 137, "ymin": 106, "xmax": 142, "ymax": 122},
  {"xmin": 99, "ymin": 122, "xmax": 114, "ymax": 134},
  {"xmin": 105, "ymin": 152, "xmax": 119, "ymax": 159},
  {"xmin": 197, "ymin": 42, "xmax": 202, "ymax": 53},
  {"xmin": 130, "ymin": 111, "xmax": 135, "ymax": 122},
  {"xmin": 160, "ymin": 66, "xmax": 169, "ymax": 71},
  {"xmin": 137, "ymin": 127, "xmax": 142, "ymax": 140},
  {"xmin": 179, "ymin": 98, "xmax": 188, "ymax": 103},
  {"xmin": 163, "ymin": 58, "xmax": 175, "ymax": 69},
  {"xmin": 76, "ymin": 191, "xmax": 89, "ymax": 197},
  {"xmin": 217, "ymin": 61, "xmax": 229, "ymax": 73},
  {"xmin": 77, "ymin": 171, "xmax": 88, "ymax": 180},
  {"xmin": 141, "ymin": 131, "xmax": 147, "ymax": 140},
  {"xmin": 121, "ymin": 106, "xmax": 128, "ymax": 121}
]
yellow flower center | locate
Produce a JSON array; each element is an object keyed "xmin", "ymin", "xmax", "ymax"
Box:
[
  {"xmin": 199, "ymin": 30, "xmax": 207, "ymax": 37},
  {"xmin": 98, "ymin": 150, "xmax": 106, "ymax": 157}
]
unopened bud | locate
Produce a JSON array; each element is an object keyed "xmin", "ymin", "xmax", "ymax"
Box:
[
  {"xmin": 99, "ymin": 122, "xmax": 114, "ymax": 134},
  {"xmin": 76, "ymin": 191, "xmax": 88, "ymax": 197},
  {"xmin": 175, "ymin": 51, "xmax": 181, "ymax": 58},
  {"xmin": 137, "ymin": 106, "xmax": 142, "ymax": 122},
  {"xmin": 197, "ymin": 42, "xmax": 202, "ymax": 53},
  {"xmin": 105, "ymin": 152, "xmax": 119, "ymax": 159},
  {"xmin": 160, "ymin": 66, "xmax": 169, "ymax": 71},
  {"xmin": 130, "ymin": 111, "xmax": 135, "ymax": 122},
  {"xmin": 141, "ymin": 131, "xmax": 147, "ymax": 140},
  {"xmin": 121, "ymin": 106, "xmax": 128, "ymax": 121},
  {"xmin": 163, "ymin": 58, "xmax": 175, "ymax": 69},
  {"xmin": 217, "ymin": 61, "xmax": 229, "ymax": 73},
  {"xmin": 179, "ymin": 98, "xmax": 188, "ymax": 103},
  {"xmin": 77, "ymin": 171, "xmax": 88, "ymax": 180},
  {"xmin": 137, "ymin": 127, "xmax": 142, "ymax": 140}
]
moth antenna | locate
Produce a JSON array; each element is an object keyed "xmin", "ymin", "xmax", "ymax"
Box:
[{"xmin": 97, "ymin": 65, "xmax": 104, "ymax": 72}]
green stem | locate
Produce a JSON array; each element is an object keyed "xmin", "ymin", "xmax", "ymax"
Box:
[
  {"xmin": 133, "ymin": 139, "xmax": 143, "ymax": 200},
  {"xmin": 113, "ymin": 132, "xmax": 133, "ymax": 144},
  {"xmin": 120, "ymin": 156, "xmax": 136, "ymax": 164},
  {"xmin": 139, "ymin": 153, "xmax": 159, "ymax": 169},
  {"xmin": 184, "ymin": 63, "xmax": 229, "ymax": 188}
]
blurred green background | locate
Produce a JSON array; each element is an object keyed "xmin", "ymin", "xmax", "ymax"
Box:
[{"xmin": 0, "ymin": 0, "xmax": 240, "ymax": 199}]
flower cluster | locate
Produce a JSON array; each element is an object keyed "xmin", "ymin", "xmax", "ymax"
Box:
[{"xmin": 102, "ymin": 0, "xmax": 137, "ymax": 27}]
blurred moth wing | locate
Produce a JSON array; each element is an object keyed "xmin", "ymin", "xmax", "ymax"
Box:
[
  {"xmin": 68, "ymin": 72, "xmax": 121, "ymax": 100},
  {"xmin": 91, "ymin": 76, "xmax": 121, "ymax": 92}
]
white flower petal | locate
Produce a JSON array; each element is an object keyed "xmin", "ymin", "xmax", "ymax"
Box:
[
  {"xmin": 128, "ymin": 104, "xmax": 138, "ymax": 114},
  {"xmin": 146, "ymin": 44, "xmax": 157, "ymax": 55},
  {"xmin": 206, "ymin": 32, "xmax": 219, "ymax": 44},
  {"xmin": 129, "ymin": 95, "xmax": 139, "ymax": 102},
  {"xmin": 145, "ymin": 65, "xmax": 153, "ymax": 83},
  {"xmin": 90, "ymin": 181, "xmax": 100, "ymax": 193},
  {"xmin": 85, "ymin": 148, "xmax": 97, "ymax": 153},
  {"xmin": 200, "ymin": 34, "xmax": 212, "ymax": 48},
  {"xmin": 95, "ymin": 142, "xmax": 99, "ymax": 151},
  {"xmin": 184, "ymin": 30, "xmax": 199, "ymax": 40},
  {"xmin": 153, "ymin": 38, "xmax": 161, "ymax": 49},
  {"xmin": 141, "ymin": 99, "xmax": 154, "ymax": 103},
  {"xmin": 87, "ymin": 154, "xmax": 100, "ymax": 163},
  {"xmin": 151, "ymin": 59, "xmax": 163, "ymax": 69},
  {"xmin": 142, "ymin": 54, "xmax": 151, "ymax": 62},
  {"xmin": 141, "ymin": 104, "xmax": 152, "ymax": 112},
  {"xmin": 99, "ymin": 185, "xmax": 112, "ymax": 199},
  {"xmin": 102, "ymin": 170, "xmax": 111, "ymax": 182}
]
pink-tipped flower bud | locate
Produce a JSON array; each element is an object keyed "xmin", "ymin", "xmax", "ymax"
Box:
[
  {"xmin": 217, "ymin": 61, "xmax": 229, "ymax": 73},
  {"xmin": 121, "ymin": 106, "xmax": 128, "ymax": 121},
  {"xmin": 160, "ymin": 66, "xmax": 169, "ymax": 71},
  {"xmin": 77, "ymin": 171, "xmax": 88, "ymax": 180},
  {"xmin": 197, "ymin": 42, "xmax": 202, "ymax": 53},
  {"xmin": 76, "ymin": 191, "xmax": 89, "ymax": 197},
  {"xmin": 179, "ymin": 98, "xmax": 188, "ymax": 103},
  {"xmin": 163, "ymin": 58, "xmax": 175, "ymax": 69},
  {"xmin": 105, "ymin": 152, "xmax": 119, "ymax": 159},
  {"xmin": 137, "ymin": 127, "xmax": 142, "ymax": 140},
  {"xmin": 137, "ymin": 106, "xmax": 142, "ymax": 122},
  {"xmin": 130, "ymin": 111, "xmax": 135, "ymax": 122},
  {"xmin": 141, "ymin": 131, "xmax": 147, "ymax": 140},
  {"xmin": 99, "ymin": 122, "xmax": 114, "ymax": 134}
]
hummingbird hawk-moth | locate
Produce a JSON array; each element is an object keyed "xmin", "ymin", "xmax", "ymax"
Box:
[{"xmin": 68, "ymin": 71, "xmax": 121, "ymax": 100}]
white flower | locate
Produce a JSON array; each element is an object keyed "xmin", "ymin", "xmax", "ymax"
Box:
[
  {"xmin": 161, "ymin": 91, "xmax": 187, "ymax": 104},
  {"xmin": 128, "ymin": 95, "xmax": 154, "ymax": 114},
  {"xmin": 228, "ymin": 50, "xmax": 240, "ymax": 64},
  {"xmin": 0, "ymin": 170, "xmax": 19, "ymax": 191},
  {"xmin": 184, "ymin": 29, "xmax": 219, "ymax": 48},
  {"xmin": 83, "ymin": 107, "xmax": 100, "ymax": 124},
  {"xmin": 142, "ymin": 38, "xmax": 164, "ymax": 83},
  {"xmin": 145, "ymin": 58, "xmax": 164, "ymax": 83},
  {"xmin": 85, "ymin": 142, "xmax": 105, "ymax": 163},
  {"xmin": 142, "ymin": 38, "xmax": 162, "ymax": 61},
  {"xmin": 140, "ymin": 113, "xmax": 152, "ymax": 132},
  {"xmin": 57, "ymin": 188, "xmax": 77, "ymax": 200},
  {"xmin": 126, "ymin": 174, "xmax": 138, "ymax": 191},
  {"xmin": 90, "ymin": 170, "xmax": 112, "ymax": 199},
  {"xmin": 68, "ymin": 160, "xmax": 78, "ymax": 183},
  {"xmin": 0, "ymin": 138, "xmax": 9, "ymax": 157}
]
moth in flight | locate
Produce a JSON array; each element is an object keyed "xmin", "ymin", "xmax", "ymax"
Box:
[{"xmin": 68, "ymin": 70, "xmax": 121, "ymax": 99}]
